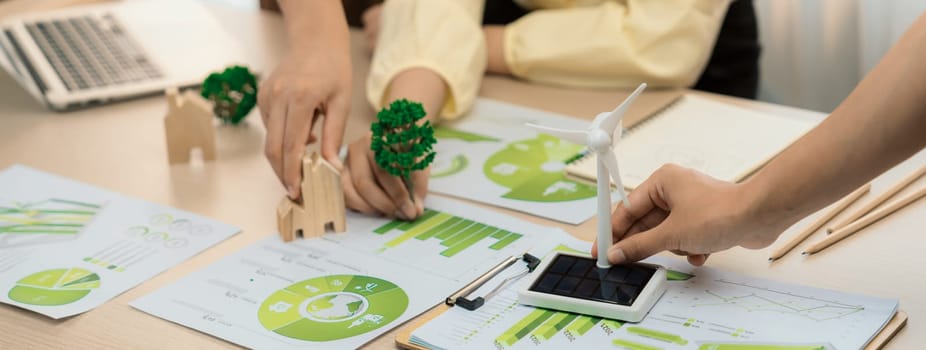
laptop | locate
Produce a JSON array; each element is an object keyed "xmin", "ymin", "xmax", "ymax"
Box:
[{"xmin": 0, "ymin": 0, "xmax": 253, "ymax": 111}]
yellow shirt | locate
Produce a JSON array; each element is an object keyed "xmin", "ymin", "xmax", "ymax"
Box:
[{"xmin": 368, "ymin": 0, "xmax": 732, "ymax": 119}]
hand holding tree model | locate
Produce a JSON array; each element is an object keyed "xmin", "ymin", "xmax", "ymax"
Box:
[
  {"xmin": 201, "ymin": 65, "xmax": 258, "ymax": 125},
  {"xmin": 371, "ymin": 99, "xmax": 437, "ymax": 203}
]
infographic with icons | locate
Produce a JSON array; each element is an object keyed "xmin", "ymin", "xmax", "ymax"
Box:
[
  {"xmin": 0, "ymin": 165, "xmax": 239, "ymax": 318},
  {"xmin": 429, "ymin": 99, "xmax": 618, "ymax": 224},
  {"xmin": 411, "ymin": 245, "xmax": 898, "ymax": 350},
  {"xmin": 132, "ymin": 197, "xmax": 566, "ymax": 350}
]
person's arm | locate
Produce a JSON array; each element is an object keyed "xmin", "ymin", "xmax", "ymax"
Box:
[
  {"xmin": 341, "ymin": 0, "xmax": 484, "ymax": 220},
  {"xmin": 485, "ymin": 0, "xmax": 730, "ymax": 88},
  {"xmin": 365, "ymin": 0, "xmax": 486, "ymax": 120},
  {"xmin": 598, "ymin": 12, "xmax": 926, "ymax": 266},
  {"xmin": 258, "ymin": 0, "xmax": 351, "ymax": 199}
]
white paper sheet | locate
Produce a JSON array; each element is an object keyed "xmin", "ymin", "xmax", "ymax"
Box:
[
  {"xmin": 412, "ymin": 241, "xmax": 897, "ymax": 350},
  {"xmin": 131, "ymin": 196, "xmax": 564, "ymax": 349},
  {"xmin": 0, "ymin": 165, "xmax": 239, "ymax": 318},
  {"xmin": 428, "ymin": 98, "xmax": 618, "ymax": 225}
]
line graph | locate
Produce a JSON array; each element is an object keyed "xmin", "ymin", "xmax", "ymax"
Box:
[{"xmin": 692, "ymin": 279, "xmax": 865, "ymax": 321}]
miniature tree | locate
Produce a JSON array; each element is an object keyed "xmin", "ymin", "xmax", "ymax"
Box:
[
  {"xmin": 371, "ymin": 99, "xmax": 437, "ymax": 202},
  {"xmin": 200, "ymin": 65, "xmax": 257, "ymax": 125}
]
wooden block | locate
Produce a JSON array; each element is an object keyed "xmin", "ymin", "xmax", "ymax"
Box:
[
  {"xmin": 276, "ymin": 151, "xmax": 347, "ymax": 241},
  {"xmin": 164, "ymin": 87, "xmax": 217, "ymax": 164}
]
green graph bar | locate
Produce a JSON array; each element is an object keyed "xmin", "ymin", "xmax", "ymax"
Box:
[
  {"xmin": 532, "ymin": 312, "xmax": 578, "ymax": 341},
  {"xmin": 697, "ymin": 344, "xmax": 826, "ymax": 350},
  {"xmin": 441, "ymin": 227, "xmax": 498, "ymax": 257},
  {"xmin": 489, "ymin": 233, "xmax": 523, "ymax": 250},
  {"xmin": 31, "ymin": 210, "xmax": 96, "ymax": 215},
  {"xmin": 666, "ymin": 269, "xmax": 694, "ymax": 281},
  {"xmin": 441, "ymin": 223, "xmax": 486, "ymax": 247},
  {"xmin": 613, "ymin": 339, "xmax": 663, "ymax": 350},
  {"xmin": 566, "ymin": 316, "xmax": 601, "ymax": 336},
  {"xmin": 415, "ymin": 216, "xmax": 462, "ymax": 241},
  {"xmin": 491, "ymin": 229, "xmax": 510, "ymax": 238},
  {"xmin": 395, "ymin": 209, "xmax": 439, "ymax": 231},
  {"xmin": 0, "ymin": 228, "xmax": 79, "ymax": 234},
  {"xmin": 436, "ymin": 219, "xmax": 473, "ymax": 239},
  {"xmin": 626, "ymin": 326, "xmax": 688, "ymax": 345},
  {"xmin": 373, "ymin": 220, "xmax": 403, "ymax": 234},
  {"xmin": 602, "ymin": 319, "xmax": 624, "ymax": 331},
  {"xmin": 384, "ymin": 213, "xmax": 452, "ymax": 248},
  {"xmin": 50, "ymin": 198, "xmax": 102, "ymax": 208},
  {"xmin": 496, "ymin": 309, "xmax": 555, "ymax": 346}
]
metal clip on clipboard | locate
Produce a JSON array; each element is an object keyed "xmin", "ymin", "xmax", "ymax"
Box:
[{"xmin": 445, "ymin": 253, "xmax": 541, "ymax": 311}]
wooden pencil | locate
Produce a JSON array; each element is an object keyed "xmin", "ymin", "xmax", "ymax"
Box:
[
  {"xmin": 767, "ymin": 183, "xmax": 870, "ymax": 261},
  {"xmin": 827, "ymin": 164, "xmax": 926, "ymax": 233},
  {"xmin": 803, "ymin": 185, "xmax": 926, "ymax": 255}
]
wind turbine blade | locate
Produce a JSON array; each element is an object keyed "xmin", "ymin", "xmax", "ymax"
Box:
[
  {"xmin": 600, "ymin": 83, "xmax": 647, "ymax": 134},
  {"xmin": 601, "ymin": 148, "xmax": 630, "ymax": 208},
  {"xmin": 525, "ymin": 122, "xmax": 588, "ymax": 145}
]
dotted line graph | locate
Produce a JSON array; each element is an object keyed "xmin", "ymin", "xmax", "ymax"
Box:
[{"xmin": 692, "ymin": 279, "xmax": 865, "ymax": 321}]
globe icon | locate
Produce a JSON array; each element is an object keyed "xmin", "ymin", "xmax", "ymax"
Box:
[{"xmin": 302, "ymin": 292, "xmax": 367, "ymax": 322}]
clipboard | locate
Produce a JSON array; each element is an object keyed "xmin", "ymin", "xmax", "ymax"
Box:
[{"xmin": 396, "ymin": 304, "xmax": 907, "ymax": 349}]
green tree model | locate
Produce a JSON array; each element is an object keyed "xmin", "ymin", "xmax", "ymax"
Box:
[
  {"xmin": 200, "ymin": 65, "xmax": 257, "ymax": 125},
  {"xmin": 371, "ymin": 99, "xmax": 437, "ymax": 202}
]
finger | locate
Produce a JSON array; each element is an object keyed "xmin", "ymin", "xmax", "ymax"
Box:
[
  {"xmin": 622, "ymin": 208, "xmax": 669, "ymax": 239},
  {"xmin": 608, "ymin": 224, "xmax": 677, "ymax": 265},
  {"xmin": 282, "ymin": 99, "xmax": 319, "ymax": 200},
  {"xmin": 687, "ymin": 254, "xmax": 710, "ymax": 266},
  {"xmin": 611, "ymin": 180, "xmax": 663, "ymax": 239},
  {"xmin": 411, "ymin": 168, "xmax": 430, "ymax": 217},
  {"xmin": 367, "ymin": 148, "xmax": 416, "ymax": 220},
  {"xmin": 257, "ymin": 78, "xmax": 272, "ymax": 125},
  {"xmin": 321, "ymin": 94, "xmax": 349, "ymax": 170},
  {"xmin": 340, "ymin": 160, "xmax": 377, "ymax": 214},
  {"xmin": 348, "ymin": 140, "xmax": 399, "ymax": 217},
  {"xmin": 263, "ymin": 98, "xmax": 287, "ymax": 189}
]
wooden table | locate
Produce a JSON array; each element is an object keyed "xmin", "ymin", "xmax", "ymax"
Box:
[{"xmin": 0, "ymin": 3, "xmax": 922, "ymax": 349}]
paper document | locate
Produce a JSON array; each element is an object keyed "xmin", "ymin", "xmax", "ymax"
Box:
[
  {"xmin": 567, "ymin": 95, "xmax": 820, "ymax": 189},
  {"xmin": 429, "ymin": 98, "xmax": 621, "ymax": 225},
  {"xmin": 412, "ymin": 241, "xmax": 897, "ymax": 350},
  {"xmin": 131, "ymin": 196, "xmax": 563, "ymax": 349},
  {"xmin": 0, "ymin": 165, "xmax": 239, "ymax": 318}
]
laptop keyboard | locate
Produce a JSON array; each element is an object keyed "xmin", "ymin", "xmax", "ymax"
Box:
[{"xmin": 24, "ymin": 13, "xmax": 162, "ymax": 91}]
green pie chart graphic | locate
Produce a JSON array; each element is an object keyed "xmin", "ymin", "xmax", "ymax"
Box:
[
  {"xmin": 9, "ymin": 268, "xmax": 100, "ymax": 306},
  {"xmin": 258, "ymin": 275, "xmax": 409, "ymax": 342},
  {"xmin": 484, "ymin": 134, "xmax": 596, "ymax": 202}
]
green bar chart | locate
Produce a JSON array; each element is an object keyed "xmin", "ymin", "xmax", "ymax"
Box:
[
  {"xmin": 566, "ymin": 315, "xmax": 602, "ymax": 337},
  {"xmin": 494, "ymin": 308, "xmax": 622, "ymax": 347},
  {"xmin": 0, "ymin": 198, "xmax": 101, "ymax": 235},
  {"xmin": 372, "ymin": 210, "xmax": 523, "ymax": 257},
  {"xmin": 496, "ymin": 309, "xmax": 556, "ymax": 346}
]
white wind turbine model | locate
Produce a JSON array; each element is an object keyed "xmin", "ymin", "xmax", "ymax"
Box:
[{"xmin": 526, "ymin": 83, "xmax": 646, "ymax": 269}]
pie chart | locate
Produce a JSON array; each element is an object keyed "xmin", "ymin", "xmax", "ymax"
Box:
[
  {"xmin": 484, "ymin": 134, "xmax": 596, "ymax": 202},
  {"xmin": 9, "ymin": 268, "xmax": 100, "ymax": 306},
  {"xmin": 258, "ymin": 275, "xmax": 409, "ymax": 342}
]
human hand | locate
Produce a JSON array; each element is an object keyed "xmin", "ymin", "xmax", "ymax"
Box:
[
  {"xmin": 592, "ymin": 164, "xmax": 786, "ymax": 266},
  {"xmin": 259, "ymin": 46, "xmax": 351, "ymax": 200},
  {"xmin": 342, "ymin": 133, "xmax": 429, "ymax": 220},
  {"xmin": 362, "ymin": 4, "xmax": 383, "ymax": 54}
]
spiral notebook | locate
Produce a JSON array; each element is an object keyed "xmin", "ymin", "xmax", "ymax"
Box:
[{"xmin": 566, "ymin": 94, "xmax": 820, "ymax": 189}]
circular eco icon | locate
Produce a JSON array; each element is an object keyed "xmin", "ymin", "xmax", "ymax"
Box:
[{"xmin": 258, "ymin": 275, "xmax": 409, "ymax": 341}]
